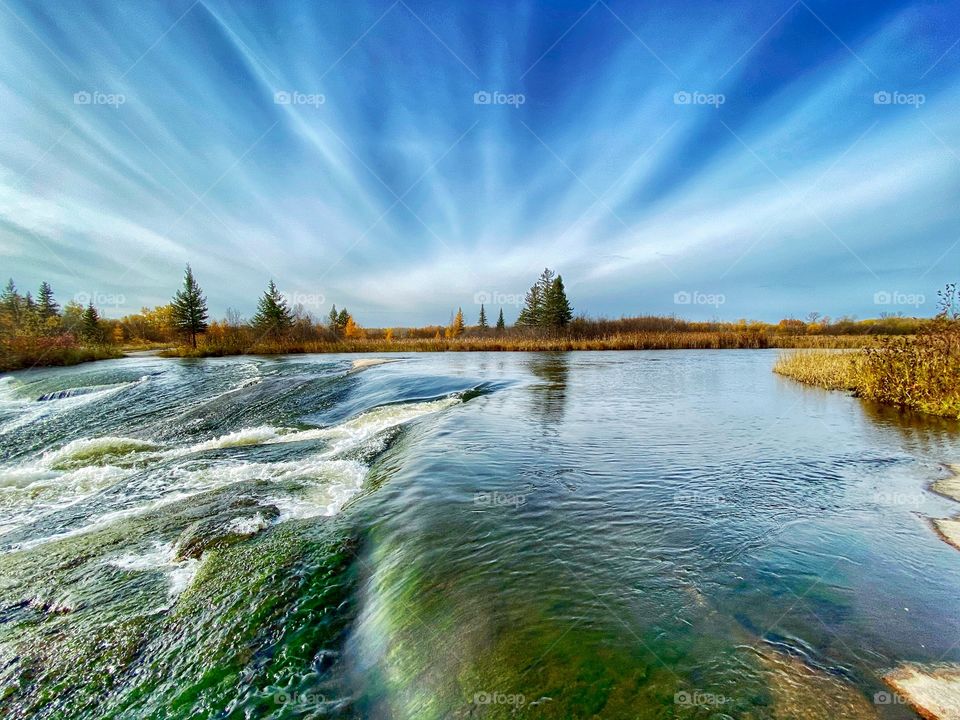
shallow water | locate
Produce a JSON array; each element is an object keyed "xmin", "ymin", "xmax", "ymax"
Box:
[{"xmin": 1, "ymin": 351, "xmax": 959, "ymax": 719}]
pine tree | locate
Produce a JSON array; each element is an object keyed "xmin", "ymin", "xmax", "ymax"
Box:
[
  {"xmin": 477, "ymin": 304, "xmax": 488, "ymax": 331},
  {"xmin": 543, "ymin": 275, "xmax": 573, "ymax": 328},
  {"xmin": 328, "ymin": 305, "xmax": 339, "ymax": 333},
  {"xmin": 516, "ymin": 284, "xmax": 541, "ymax": 326},
  {"xmin": 1, "ymin": 279, "xmax": 21, "ymax": 327},
  {"xmin": 449, "ymin": 307, "xmax": 465, "ymax": 338},
  {"xmin": 252, "ymin": 280, "xmax": 293, "ymax": 338},
  {"xmin": 170, "ymin": 264, "xmax": 209, "ymax": 348},
  {"xmin": 81, "ymin": 303, "xmax": 101, "ymax": 342},
  {"xmin": 37, "ymin": 281, "xmax": 59, "ymax": 320},
  {"xmin": 337, "ymin": 308, "xmax": 349, "ymax": 331},
  {"xmin": 496, "ymin": 307, "xmax": 506, "ymax": 332}
]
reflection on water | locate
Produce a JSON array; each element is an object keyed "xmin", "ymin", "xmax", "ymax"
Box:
[
  {"xmin": 0, "ymin": 351, "xmax": 958, "ymax": 719},
  {"xmin": 526, "ymin": 352, "xmax": 569, "ymax": 425}
]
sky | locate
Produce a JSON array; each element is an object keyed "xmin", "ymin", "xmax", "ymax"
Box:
[{"xmin": 1, "ymin": 0, "xmax": 959, "ymax": 326}]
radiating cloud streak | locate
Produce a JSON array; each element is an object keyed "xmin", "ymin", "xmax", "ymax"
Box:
[{"xmin": 0, "ymin": 0, "xmax": 958, "ymax": 323}]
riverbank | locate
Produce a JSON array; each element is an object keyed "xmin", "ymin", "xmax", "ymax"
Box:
[
  {"xmin": 0, "ymin": 342, "xmax": 122, "ymax": 373},
  {"xmin": 160, "ymin": 332, "xmax": 874, "ymax": 358},
  {"xmin": 774, "ymin": 345, "xmax": 960, "ymax": 419},
  {"xmin": 0, "ymin": 333, "xmax": 878, "ymax": 372}
]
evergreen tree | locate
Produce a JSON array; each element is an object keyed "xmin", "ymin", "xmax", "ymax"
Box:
[
  {"xmin": 37, "ymin": 281, "xmax": 59, "ymax": 320},
  {"xmin": 496, "ymin": 307, "xmax": 506, "ymax": 332},
  {"xmin": 170, "ymin": 264, "xmax": 209, "ymax": 348},
  {"xmin": 252, "ymin": 280, "xmax": 293, "ymax": 338},
  {"xmin": 81, "ymin": 303, "xmax": 101, "ymax": 342},
  {"xmin": 328, "ymin": 304, "xmax": 339, "ymax": 333},
  {"xmin": 477, "ymin": 304, "xmax": 488, "ymax": 330},
  {"xmin": 543, "ymin": 275, "xmax": 574, "ymax": 328},
  {"xmin": 1, "ymin": 279, "xmax": 21, "ymax": 327},
  {"xmin": 516, "ymin": 284, "xmax": 542, "ymax": 326},
  {"xmin": 337, "ymin": 308, "xmax": 349, "ymax": 331},
  {"xmin": 535, "ymin": 268, "xmax": 556, "ymax": 300}
]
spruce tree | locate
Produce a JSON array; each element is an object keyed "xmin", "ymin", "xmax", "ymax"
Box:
[
  {"xmin": 170, "ymin": 264, "xmax": 209, "ymax": 348},
  {"xmin": 477, "ymin": 304, "xmax": 488, "ymax": 331},
  {"xmin": 337, "ymin": 308, "xmax": 349, "ymax": 331},
  {"xmin": 516, "ymin": 284, "xmax": 542, "ymax": 326},
  {"xmin": 37, "ymin": 281, "xmax": 59, "ymax": 320},
  {"xmin": 252, "ymin": 280, "xmax": 293, "ymax": 338},
  {"xmin": 496, "ymin": 307, "xmax": 506, "ymax": 332},
  {"xmin": 1, "ymin": 279, "xmax": 21, "ymax": 327},
  {"xmin": 81, "ymin": 303, "xmax": 101, "ymax": 342},
  {"xmin": 543, "ymin": 275, "xmax": 573, "ymax": 328},
  {"xmin": 328, "ymin": 305, "xmax": 339, "ymax": 333}
]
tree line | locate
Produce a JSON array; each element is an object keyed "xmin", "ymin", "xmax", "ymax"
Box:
[{"xmin": 0, "ymin": 266, "xmax": 574, "ymax": 350}]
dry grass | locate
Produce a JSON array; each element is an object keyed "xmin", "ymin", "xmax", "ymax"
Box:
[
  {"xmin": 162, "ymin": 332, "xmax": 878, "ymax": 358},
  {"xmin": 0, "ymin": 336, "xmax": 122, "ymax": 372},
  {"xmin": 775, "ymin": 326, "xmax": 960, "ymax": 418},
  {"xmin": 773, "ymin": 351, "xmax": 862, "ymax": 390}
]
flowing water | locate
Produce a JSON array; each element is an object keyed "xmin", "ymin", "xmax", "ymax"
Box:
[{"xmin": 1, "ymin": 351, "xmax": 960, "ymax": 719}]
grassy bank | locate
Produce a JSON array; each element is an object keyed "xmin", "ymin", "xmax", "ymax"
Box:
[
  {"xmin": 0, "ymin": 337, "xmax": 122, "ymax": 372},
  {"xmin": 774, "ymin": 337, "xmax": 960, "ymax": 418},
  {"xmin": 773, "ymin": 351, "xmax": 863, "ymax": 390},
  {"xmin": 161, "ymin": 332, "xmax": 876, "ymax": 358}
]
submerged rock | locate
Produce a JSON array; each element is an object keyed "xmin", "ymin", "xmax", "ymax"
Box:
[
  {"xmin": 172, "ymin": 503, "xmax": 279, "ymax": 561},
  {"xmin": 755, "ymin": 647, "xmax": 880, "ymax": 719},
  {"xmin": 884, "ymin": 664, "xmax": 960, "ymax": 719}
]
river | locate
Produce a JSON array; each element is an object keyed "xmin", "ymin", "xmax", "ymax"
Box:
[{"xmin": 1, "ymin": 351, "xmax": 959, "ymax": 719}]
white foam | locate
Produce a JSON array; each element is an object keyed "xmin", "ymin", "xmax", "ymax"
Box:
[
  {"xmin": 0, "ymin": 464, "xmax": 132, "ymax": 541},
  {"xmin": 181, "ymin": 425, "xmax": 294, "ymax": 453},
  {"xmin": 4, "ymin": 397, "xmax": 459, "ymax": 549},
  {"xmin": 108, "ymin": 541, "xmax": 200, "ymax": 601},
  {"xmin": 0, "ymin": 376, "xmax": 149, "ymax": 433},
  {"xmin": 171, "ymin": 397, "xmax": 458, "ymax": 458},
  {"xmin": 41, "ymin": 436, "xmax": 159, "ymax": 469},
  {"xmin": 227, "ymin": 512, "xmax": 271, "ymax": 535},
  {"xmin": 351, "ymin": 358, "xmax": 397, "ymax": 369}
]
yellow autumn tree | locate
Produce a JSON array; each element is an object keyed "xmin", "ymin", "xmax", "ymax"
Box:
[
  {"xmin": 448, "ymin": 307, "xmax": 465, "ymax": 338},
  {"xmin": 344, "ymin": 316, "xmax": 363, "ymax": 339},
  {"xmin": 385, "ymin": 328, "xmax": 394, "ymax": 343}
]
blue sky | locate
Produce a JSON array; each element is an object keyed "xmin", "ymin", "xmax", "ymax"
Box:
[{"xmin": 1, "ymin": 0, "xmax": 959, "ymax": 325}]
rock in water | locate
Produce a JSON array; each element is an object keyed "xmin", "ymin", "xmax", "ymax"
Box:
[
  {"xmin": 884, "ymin": 664, "xmax": 960, "ymax": 719},
  {"xmin": 173, "ymin": 504, "xmax": 279, "ymax": 561}
]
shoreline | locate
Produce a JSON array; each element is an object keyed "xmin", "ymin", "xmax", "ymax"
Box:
[
  {"xmin": 1, "ymin": 339, "xmax": 870, "ymax": 374},
  {"xmin": 882, "ymin": 465, "xmax": 960, "ymax": 719},
  {"xmin": 929, "ymin": 465, "xmax": 960, "ymax": 552}
]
